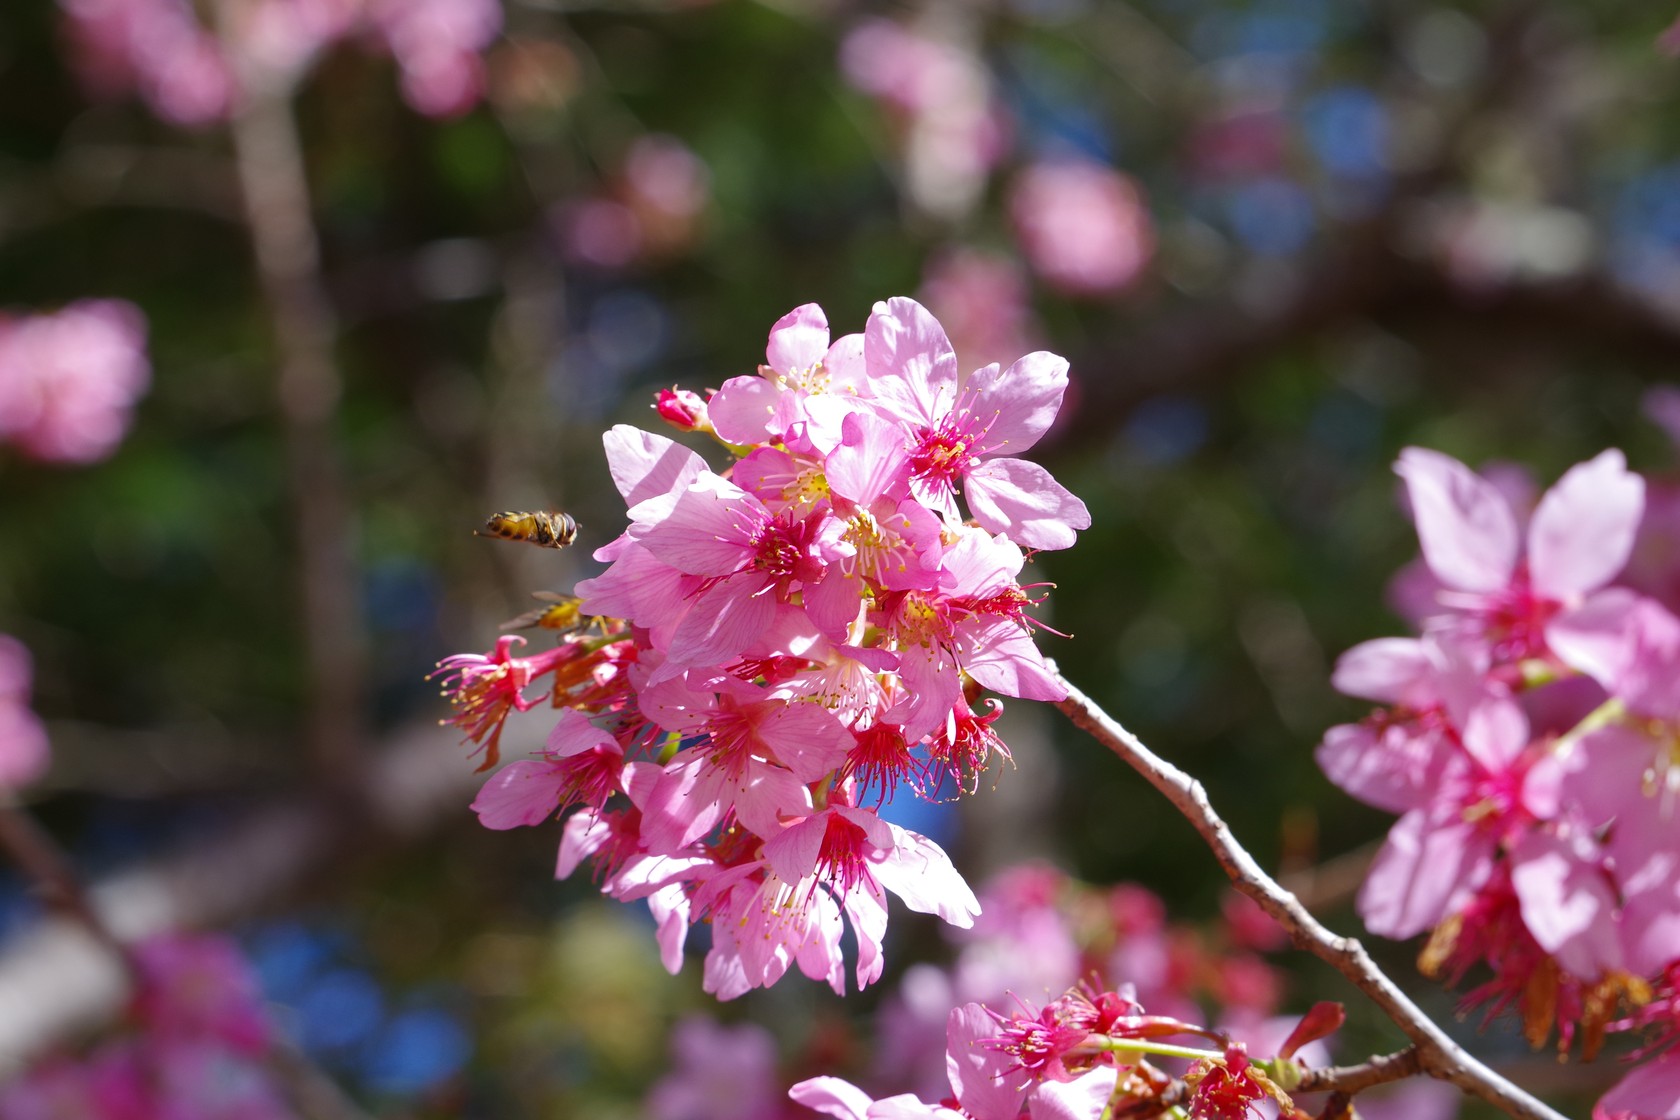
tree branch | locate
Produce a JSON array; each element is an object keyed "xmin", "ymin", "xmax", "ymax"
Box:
[
  {"xmin": 1295, "ymin": 1046, "xmax": 1422, "ymax": 1095},
  {"xmin": 1051, "ymin": 671, "xmax": 1566, "ymax": 1120},
  {"xmin": 217, "ymin": 1, "xmax": 366, "ymax": 789}
]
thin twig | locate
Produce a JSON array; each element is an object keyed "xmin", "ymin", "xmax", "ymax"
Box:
[
  {"xmin": 1295, "ymin": 1046, "xmax": 1423, "ymax": 1095},
  {"xmin": 1052, "ymin": 672, "xmax": 1567, "ymax": 1120},
  {"xmin": 0, "ymin": 798, "xmax": 135, "ymax": 981}
]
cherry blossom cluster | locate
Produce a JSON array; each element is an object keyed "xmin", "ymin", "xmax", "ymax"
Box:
[
  {"xmin": 0, "ymin": 933, "xmax": 294, "ymax": 1120},
  {"xmin": 440, "ymin": 297, "xmax": 1088, "ymax": 1000},
  {"xmin": 791, "ymin": 984, "xmax": 1344, "ymax": 1120},
  {"xmin": 60, "ymin": 0, "xmax": 502, "ymax": 123},
  {"xmin": 1317, "ymin": 446, "xmax": 1680, "ymax": 1118},
  {"xmin": 0, "ymin": 300, "xmax": 149, "ymax": 467}
]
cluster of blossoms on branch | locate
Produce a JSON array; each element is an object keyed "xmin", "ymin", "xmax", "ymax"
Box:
[
  {"xmin": 793, "ymin": 984, "xmax": 1346, "ymax": 1120},
  {"xmin": 0, "ymin": 934, "xmax": 295, "ymax": 1120},
  {"xmin": 438, "ymin": 297, "xmax": 1089, "ymax": 1000},
  {"xmin": 60, "ymin": 0, "xmax": 502, "ymax": 122},
  {"xmin": 648, "ymin": 864, "xmax": 1459, "ymax": 1120},
  {"xmin": 1318, "ymin": 445, "xmax": 1680, "ymax": 1119}
]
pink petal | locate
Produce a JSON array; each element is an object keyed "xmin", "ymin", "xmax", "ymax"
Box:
[
  {"xmin": 757, "ymin": 700, "xmax": 853, "ymax": 782},
  {"xmin": 788, "ymin": 1077, "xmax": 876, "ymax": 1120},
  {"xmin": 1395, "ymin": 447, "xmax": 1519, "ymax": 593},
  {"xmin": 547, "ymin": 708, "xmax": 619, "ymax": 757},
  {"xmin": 876, "ymin": 824, "xmax": 980, "ymax": 928},
  {"xmin": 639, "ymin": 475, "xmax": 764, "ymax": 575},
  {"xmin": 1459, "ymin": 698, "xmax": 1528, "ymax": 773},
  {"xmin": 1029, "ymin": 1069, "xmax": 1120, "ymax": 1120},
  {"xmin": 1315, "ymin": 721, "xmax": 1451, "ymax": 814},
  {"xmin": 1359, "ymin": 809, "xmax": 1492, "ymax": 939},
  {"xmin": 827, "ymin": 412, "xmax": 911, "ymax": 505},
  {"xmin": 664, "ymin": 572, "xmax": 778, "ymax": 672},
  {"xmin": 708, "ymin": 375, "xmax": 784, "ymax": 445},
  {"xmin": 762, "ymin": 814, "xmax": 826, "ymax": 884},
  {"xmin": 603, "ymin": 424, "xmax": 707, "ymax": 508},
  {"xmin": 731, "ymin": 762, "xmax": 812, "ymax": 840},
  {"xmin": 1509, "ymin": 831, "xmax": 1623, "ymax": 979},
  {"xmin": 470, "ymin": 760, "xmax": 567, "ymax": 829},
  {"xmin": 766, "ymin": 303, "xmax": 831, "ymax": 372},
  {"xmin": 556, "ymin": 811, "xmax": 611, "ymax": 878},
  {"xmin": 967, "ymin": 351, "xmax": 1068, "ymax": 457},
  {"xmin": 1596, "ymin": 1050, "xmax": 1680, "ymax": 1120},
  {"xmin": 840, "ymin": 882, "xmax": 889, "ymax": 994},
  {"xmin": 964, "ymin": 457, "xmax": 1090, "ymax": 551},
  {"xmin": 865, "ymin": 297, "xmax": 960, "ymax": 424},
  {"xmin": 1329, "ymin": 638, "xmax": 1433, "ymax": 705},
  {"xmin": 1528, "ymin": 449, "xmax": 1644, "ymax": 599},
  {"xmin": 960, "ymin": 619, "xmax": 1066, "ymax": 702},
  {"xmin": 648, "ymin": 882, "xmax": 692, "ymax": 975},
  {"xmin": 946, "ymin": 1003, "xmax": 1030, "ymax": 1120},
  {"xmin": 1621, "ymin": 854, "xmax": 1680, "ymax": 976},
  {"xmin": 1547, "ymin": 588, "xmax": 1646, "ymax": 690}
]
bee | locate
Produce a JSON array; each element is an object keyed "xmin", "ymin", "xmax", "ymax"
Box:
[
  {"xmin": 476, "ymin": 510, "xmax": 579, "ymax": 549},
  {"xmin": 499, "ymin": 591, "xmax": 591, "ymax": 632}
]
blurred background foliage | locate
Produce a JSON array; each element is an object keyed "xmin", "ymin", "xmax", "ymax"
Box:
[{"xmin": 2, "ymin": 0, "xmax": 1680, "ymax": 1115}]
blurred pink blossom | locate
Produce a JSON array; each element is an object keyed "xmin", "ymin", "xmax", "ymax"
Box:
[
  {"xmin": 0, "ymin": 933, "xmax": 293, "ymax": 1120},
  {"xmin": 59, "ymin": 0, "xmax": 501, "ymax": 121},
  {"xmin": 917, "ymin": 248, "xmax": 1038, "ymax": 373},
  {"xmin": 366, "ymin": 0, "xmax": 503, "ymax": 118},
  {"xmin": 647, "ymin": 1017, "xmax": 784, "ymax": 1120},
  {"xmin": 61, "ymin": 0, "xmax": 238, "ymax": 124},
  {"xmin": 1009, "ymin": 160, "xmax": 1154, "ymax": 296},
  {"xmin": 839, "ymin": 19, "xmax": 1007, "ymax": 221},
  {"xmin": 555, "ymin": 135, "xmax": 712, "ymax": 267},
  {"xmin": 0, "ymin": 636, "xmax": 50, "ymax": 789},
  {"xmin": 0, "ymin": 300, "xmax": 149, "ymax": 465}
]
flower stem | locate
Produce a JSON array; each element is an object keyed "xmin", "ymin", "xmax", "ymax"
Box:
[{"xmin": 1090, "ymin": 1037, "xmax": 1222, "ymax": 1063}]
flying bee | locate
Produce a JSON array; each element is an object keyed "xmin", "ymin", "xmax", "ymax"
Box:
[
  {"xmin": 499, "ymin": 591, "xmax": 591, "ymax": 633},
  {"xmin": 476, "ymin": 510, "xmax": 579, "ymax": 549}
]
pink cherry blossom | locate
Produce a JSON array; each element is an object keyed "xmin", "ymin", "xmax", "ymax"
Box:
[
  {"xmin": 1396, "ymin": 447, "xmax": 1643, "ymax": 662},
  {"xmin": 707, "ymin": 303, "xmax": 868, "ymax": 449},
  {"xmin": 863, "ymin": 298, "xmax": 1089, "ymax": 551}
]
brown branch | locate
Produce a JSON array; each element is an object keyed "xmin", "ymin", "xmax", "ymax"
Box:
[
  {"xmin": 217, "ymin": 2, "xmax": 366, "ymax": 789},
  {"xmin": 1295, "ymin": 1046, "xmax": 1423, "ymax": 1095},
  {"xmin": 1052, "ymin": 671, "xmax": 1566, "ymax": 1120},
  {"xmin": 0, "ymin": 799, "xmax": 135, "ymax": 981}
]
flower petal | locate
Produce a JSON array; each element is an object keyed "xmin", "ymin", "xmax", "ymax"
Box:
[
  {"xmin": 1359, "ymin": 808, "xmax": 1492, "ymax": 939},
  {"xmin": 866, "ymin": 297, "xmax": 960, "ymax": 424},
  {"xmin": 766, "ymin": 303, "xmax": 831, "ymax": 372},
  {"xmin": 966, "ymin": 350, "xmax": 1068, "ymax": 457},
  {"xmin": 1395, "ymin": 447, "xmax": 1519, "ymax": 592},
  {"xmin": 603, "ymin": 424, "xmax": 707, "ymax": 508},
  {"xmin": 1528, "ymin": 449, "xmax": 1644, "ymax": 599},
  {"xmin": 964, "ymin": 457, "xmax": 1090, "ymax": 551}
]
